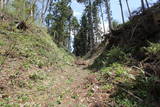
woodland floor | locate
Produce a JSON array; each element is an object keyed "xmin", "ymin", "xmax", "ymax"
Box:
[{"xmin": 0, "ymin": 58, "xmax": 108, "ymax": 107}]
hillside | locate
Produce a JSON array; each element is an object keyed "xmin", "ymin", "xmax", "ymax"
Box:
[
  {"xmin": 0, "ymin": 14, "xmax": 87, "ymax": 106},
  {"xmin": 88, "ymin": 3, "xmax": 160, "ymax": 107}
]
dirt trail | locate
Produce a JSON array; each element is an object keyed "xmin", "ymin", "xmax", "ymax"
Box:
[
  {"xmin": 30, "ymin": 60, "xmax": 101, "ymax": 107},
  {"xmin": 25, "ymin": 64, "xmax": 91, "ymax": 106},
  {"xmin": 0, "ymin": 57, "xmax": 105, "ymax": 107}
]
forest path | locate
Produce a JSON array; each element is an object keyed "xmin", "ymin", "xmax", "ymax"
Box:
[
  {"xmin": 27, "ymin": 62, "xmax": 91, "ymax": 107},
  {"xmin": 18, "ymin": 60, "xmax": 94, "ymax": 106},
  {"xmin": 1, "ymin": 58, "xmax": 102, "ymax": 107},
  {"xmin": 55, "ymin": 59, "xmax": 106, "ymax": 107},
  {"xmin": 32, "ymin": 59, "xmax": 102, "ymax": 107}
]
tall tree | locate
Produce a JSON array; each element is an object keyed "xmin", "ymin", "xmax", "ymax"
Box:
[
  {"xmin": 125, "ymin": 0, "xmax": 131, "ymax": 17},
  {"xmin": 119, "ymin": 0, "xmax": 125, "ymax": 24},
  {"xmin": 141, "ymin": 0, "xmax": 145, "ymax": 12},
  {"xmin": 77, "ymin": 0, "xmax": 94, "ymax": 51},
  {"xmin": 69, "ymin": 16, "xmax": 79, "ymax": 52},
  {"xmin": 92, "ymin": 1, "xmax": 101, "ymax": 44},
  {"xmin": 46, "ymin": 0, "xmax": 73, "ymax": 46},
  {"xmin": 74, "ymin": 13, "xmax": 89, "ymax": 56},
  {"xmin": 71, "ymin": 16, "xmax": 80, "ymax": 37},
  {"xmin": 88, "ymin": 0, "xmax": 94, "ymax": 51},
  {"xmin": 41, "ymin": 0, "xmax": 51, "ymax": 23},
  {"xmin": 99, "ymin": 0, "xmax": 106, "ymax": 33},
  {"xmin": 104, "ymin": 0, "xmax": 112, "ymax": 31},
  {"xmin": 30, "ymin": 0, "xmax": 38, "ymax": 21},
  {"xmin": 145, "ymin": 0, "xmax": 149, "ymax": 8},
  {"xmin": 11, "ymin": 0, "xmax": 32, "ymax": 20}
]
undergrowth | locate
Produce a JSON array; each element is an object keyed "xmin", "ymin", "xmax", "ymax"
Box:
[
  {"xmin": 144, "ymin": 42, "xmax": 160, "ymax": 57},
  {"xmin": 91, "ymin": 47, "xmax": 131, "ymax": 69},
  {"xmin": 92, "ymin": 43, "xmax": 160, "ymax": 107},
  {"xmin": 0, "ymin": 22, "xmax": 74, "ymax": 70},
  {"xmin": 0, "ymin": 18, "xmax": 75, "ymax": 106}
]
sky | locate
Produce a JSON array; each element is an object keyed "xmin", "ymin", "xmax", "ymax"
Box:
[{"xmin": 71, "ymin": 0, "xmax": 158, "ymax": 31}]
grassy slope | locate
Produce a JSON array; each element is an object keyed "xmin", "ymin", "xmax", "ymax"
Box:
[
  {"xmin": 0, "ymin": 20, "xmax": 84, "ymax": 106},
  {"xmin": 0, "ymin": 22, "xmax": 74, "ymax": 69}
]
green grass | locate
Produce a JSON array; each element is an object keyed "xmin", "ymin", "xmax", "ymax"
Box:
[
  {"xmin": 0, "ymin": 19, "xmax": 76, "ymax": 106},
  {"xmin": 0, "ymin": 22, "xmax": 74, "ymax": 69}
]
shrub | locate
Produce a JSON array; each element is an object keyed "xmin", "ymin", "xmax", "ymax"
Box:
[
  {"xmin": 101, "ymin": 63, "xmax": 128, "ymax": 78},
  {"xmin": 92, "ymin": 47, "xmax": 130, "ymax": 69},
  {"xmin": 144, "ymin": 42, "xmax": 160, "ymax": 55},
  {"xmin": 106, "ymin": 47, "xmax": 129, "ymax": 64}
]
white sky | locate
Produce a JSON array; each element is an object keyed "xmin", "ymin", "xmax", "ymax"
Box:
[{"xmin": 71, "ymin": 0, "xmax": 158, "ymax": 32}]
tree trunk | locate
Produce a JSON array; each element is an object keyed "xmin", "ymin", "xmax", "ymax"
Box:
[
  {"xmin": 1, "ymin": 0, "xmax": 4, "ymax": 9},
  {"xmin": 119, "ymin": 0, "xmax": 125, "ymax": 24},
  {"xmin": 104, "ymin": 0, "xmax": 112, "ymax": 31},
  {"xmin": 141, "ymin": 0, "xmax": 145, "ymax": 12},
  {"xmin": 145, "ymin": 0, "xmax": 149, "ymax": 8},
  {"xmin": 41, "ymin": 0, "xmax": 51, "ymax": 23},
  {"xmin": 41, "ymin": 0, "xmax": 45, "ymax": 23},
  {"xmin": 88, "ymin": 0, "xmax": 94, "ymax": 51},
  {"xmin": 30, "ymin": 0, "xmax": 38, "ymax": 21},
  {"xmin": 125, "ymin": 0, "xmax": 131, "ymax": 17},
  {"xmin": 99, "ymin": 3, "xmax": 106, "ymax": 34}
]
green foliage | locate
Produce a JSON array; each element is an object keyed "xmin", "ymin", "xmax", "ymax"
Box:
[
  {"xmin": 112, "ymin": 74, "xmax": 159, "ymax": 107},
  {"xmin": 144, "ymin": 42, "xmax": 160, "ymax": 55},
  {"xmin": 0, "ymin": 40, "xmax": 5, "ymax": 46},
  {"xmin": 66, "ymin": 77, "xmax": 74, "ymax": 84},
  {"xmin": 101, "ymin": 63, "xmax": 128, "ymax": 77},
  {"xmin": 0, "ymin": 25, "xmax": 74, "ymax": 69},
  {"xmin": 29, "ymin": 72, "xmax": 45, "ymax": 81},
  {"xmin": 46, "ymin": 0, "xmax": 73, "ymax": 46},
  {"xmin": 0, "ymin": 102, "xmax": 19, "ymax": 107},
  {"xmin": 71, "ymin": 93, "xmax": 79, "ymax": 99},
  {"xmin": 36, "ymin": 85, "xmax": 47, "ymax": 91},
  {"xmin": 87, "ymin": 89, "xmax": 94, "ymax": 97},
  {"xmin": 2, "ymin": 0, "xmax": 33, "ymax": 21},
  {"xmin": 92, "ymin": 47, "xmax": 130, "ymax": 69},
  {"xmin": 17, "ymin": 94, "xmax": 29, "ymax": 102},
  {"xmin": 22, "ymin": 62, "xmax": 31, "ymax": 70},
  {"xmin": 0, "ymin": 56, "xmax": 5, "ymax": 66},
  {"xmin": 115, "ymin": 98, "xmax": 137, "ymax": 107},
  {"xmin": 74, "ymin": 13, "xmax": 89, "ymax": 56},
  {"xmin": 106, "ymin": 47, "xmax": 129, "ymax": 64},
  {"xmin": 101, "ymin": 84, "xmax": 113, "ymax": 90}
]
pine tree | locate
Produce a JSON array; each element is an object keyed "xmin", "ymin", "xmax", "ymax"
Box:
[
  {"xmin": 77, "ymin": 0, "xmax": 94, "ymax": 51},
  {"xmin": 46, "ymin": 0, "xmax": 73, "ymax": 46},
  {"xmin": 74, "ymin": 13, "xmax": 89, "ymax": 56}
]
